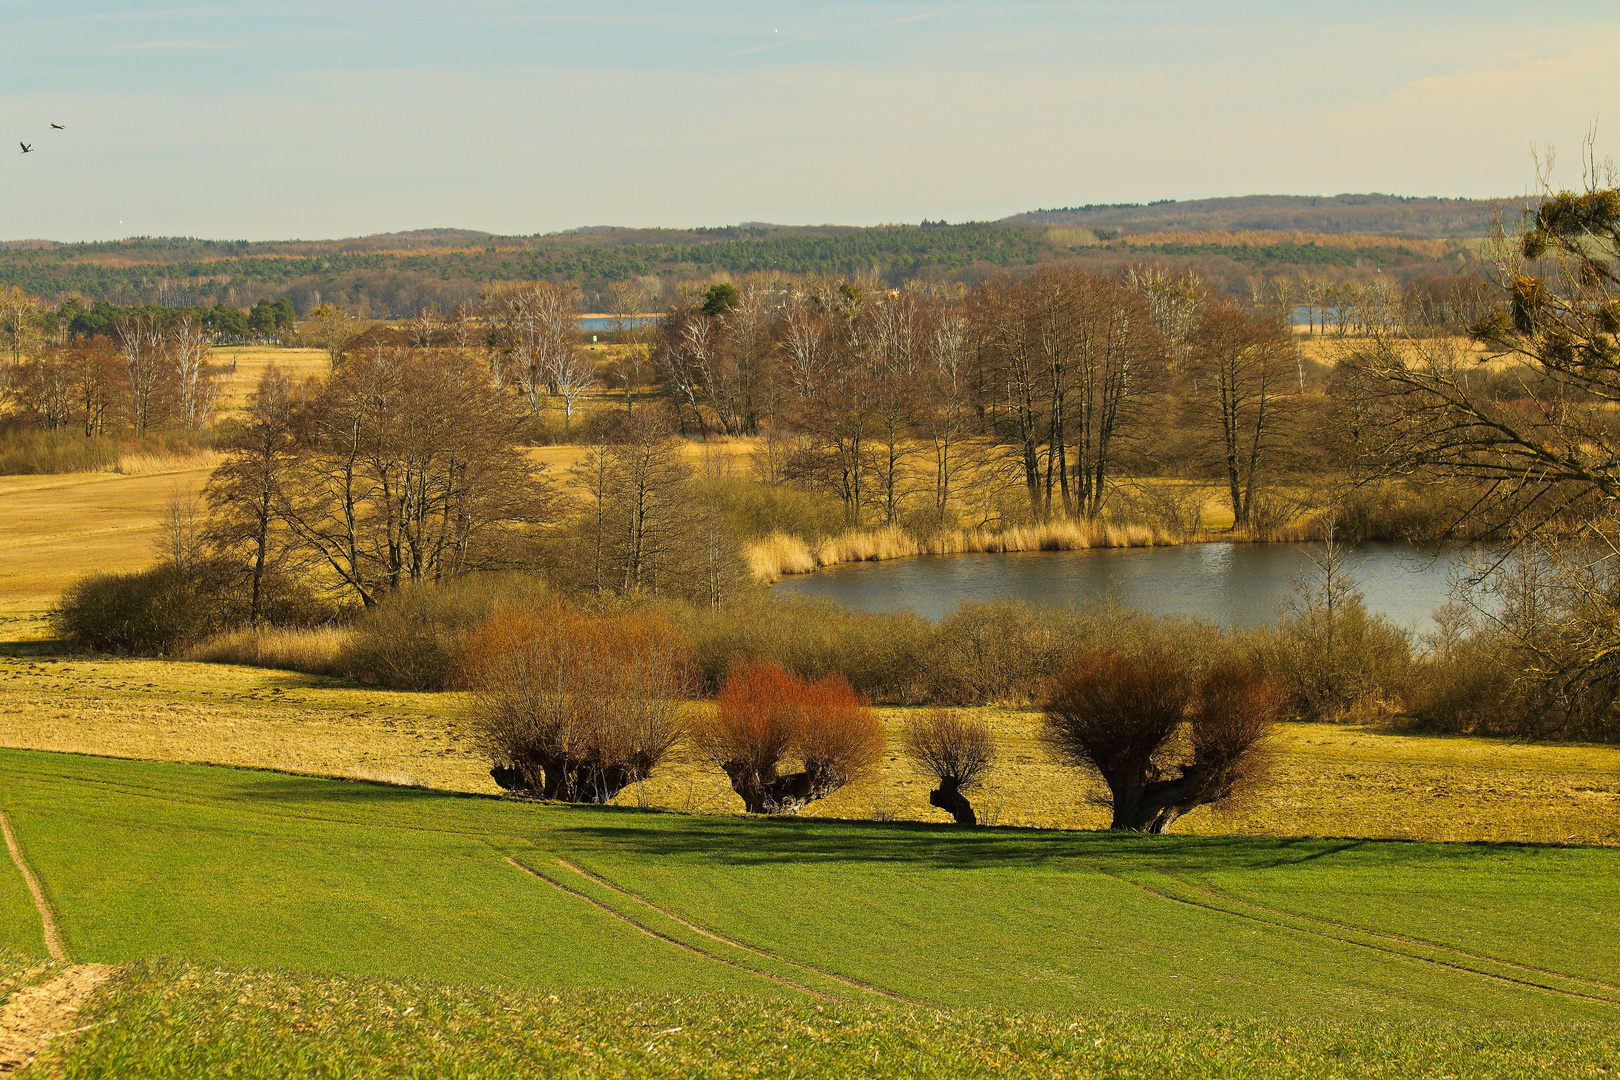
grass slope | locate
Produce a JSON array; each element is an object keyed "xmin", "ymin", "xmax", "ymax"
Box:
[
  {"xmin": 45, "ymin": 961, "xmax": 1620, "ymax": 1080},
  {"xmin": 0, "ymin": 836, "xmax": 45, "ymax": 959},
  {"xmin": 3, "ymin": 655, "xmax": 1617, "ymax": 844},
  {"xmin": 2, "ymin": 749, "xmax": 1616, "ymax": 1020},
  {"xmin": 5, "ymin": 748, "xmax": 1618, "ymax": 1077}
]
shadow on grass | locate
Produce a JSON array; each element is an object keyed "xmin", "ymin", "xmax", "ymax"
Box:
[
  {"xmin": 15, "ymin": 747, "xmax": 1600, "ymax": 877},
  {"xmin": 556, "ymin": 817, "xmax": 1402, "ymax": 875}
]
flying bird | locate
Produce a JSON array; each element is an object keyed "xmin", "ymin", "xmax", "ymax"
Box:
[
  {"xmin": 50, "ymin": 123, "xmax": 64, "ymax": 130},
  {"xmin": 19, "ymin": 143, "xmax": 31, "ymax": 154}
]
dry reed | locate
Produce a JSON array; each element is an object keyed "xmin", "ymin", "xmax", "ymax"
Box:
[
  {"xmin": 746, "ymin": 514, "xmax": 1333, "ymax": 582},
  {"xmin": 111, "ymin": 449, "xmax": 226, "ymax": 476},
  {"xmin": 186, "ymin": 625, "xmax": 351, "ymax": 676},
  {"xmin": 747, "ymin": 520, "xmax": 1175, "ymax": 582}
]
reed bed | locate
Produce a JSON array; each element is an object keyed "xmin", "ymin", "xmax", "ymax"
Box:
[
  {"xmin": 746, "ymin": 520, "xmax": 1209, "ymax": 582},
  {"xmin": 185, "ymin": 624, "xmax": 351, "ymax": 677},
  {"xmin": 746, "ymin": 512, "xmax": 1337, "ymax": 582},
  {"xmin": 112, "ymin": 449, "xmax": 226, "ymax": 476}
]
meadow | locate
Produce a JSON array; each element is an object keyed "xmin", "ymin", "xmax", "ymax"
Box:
[
  {"xmin": 3, "ymin": 749, "xmax": 1619, "ymax": 1077},
  {"xmin": 5, "ymin": 334, "xmax": 1617, "ymax": 1075},
  {"xmin": 1, "ymin": 654, "xmax": 1616, "ymax": 845}
]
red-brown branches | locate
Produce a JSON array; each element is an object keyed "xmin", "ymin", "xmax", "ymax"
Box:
[
  {"xmin": 465, "ymin": 606, "xmax": 691, "ymax": 803},
  {"xmin": 696, "ymin": 658, "xmax": 885, "ymax": 814},
  {"xmin": 1042, "ymin": 649, "xmax": 1280, "ymax": 832}
]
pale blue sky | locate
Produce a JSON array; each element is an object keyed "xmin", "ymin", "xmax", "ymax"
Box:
[{"xmin": 2, "ymin": 2, "xmax": 1616, "ymax": 241}]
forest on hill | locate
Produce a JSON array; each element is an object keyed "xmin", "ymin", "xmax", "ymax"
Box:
[
  {"xmin": 0, "ymin": 195, "xmax": 1510, "ymax": 318},
  {"xmin": 1008, "ymin": 193, "xmax": 1515, "ymax": 236}
]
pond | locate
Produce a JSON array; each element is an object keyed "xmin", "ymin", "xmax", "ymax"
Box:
[
  {"xmin": 773, "ymin": 541, "xmax": 1478, "ymax": 632},
  {"xmin": 577, "ymin": 316, "xmax": 658, "ymax": 332}
]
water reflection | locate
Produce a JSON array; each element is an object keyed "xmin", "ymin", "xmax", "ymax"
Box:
[{"xmin": 773, "ymin": 541, "xmax": 1472, "ymax": 631}]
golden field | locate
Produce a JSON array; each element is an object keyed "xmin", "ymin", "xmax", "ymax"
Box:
[
  {"xmin": 0, "ymin": 467, "xmax": 213, "ymax": 639},
  {"xmin": 1, "ymin": 654, "xmax": 1615, "ymax": 846}
]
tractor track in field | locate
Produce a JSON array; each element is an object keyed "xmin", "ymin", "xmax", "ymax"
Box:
[
  {"xmin": 1109, "ymin": 871, "xmax": 1620, "ymax": 1009},
  {"xmin": 0, "ymin": 809, "xmax": 115, "ymax": 1075},
  {"xmin": 504, "ymin": 856, "xmax": 832, "ymax": 1000},
  {"xmin": 1167, "ymin": 875, "xmax": 1620, "ymax": 998},
  {"xmin": 553, "ymin": 859, "xmax": 918, "ymax": 1005},
  {"xmin": 1, "ymin": 812, "xmax": 63, "ymax": 965}
]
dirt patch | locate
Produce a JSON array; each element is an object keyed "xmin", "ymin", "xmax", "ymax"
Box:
[{"xmin": 0, "ymin": 964, "xmax": 113, "ymax": 1074}]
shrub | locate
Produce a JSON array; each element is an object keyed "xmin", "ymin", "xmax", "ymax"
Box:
[
  {"xmin": 1268, "ymin": 540, "xmax": 1412, "ymax": 720},
  {"xmin": 1402, "ymin": 627, "xmax": 1565, "ymax": 737},
  {"xmin": 338, "ymin": 575, "xmax": 546, "ymax": 691},
  {"xmin": 1041, "ymin": 649, "xmax": 1282, "ymax": 832},
  {"xmin": 0, "ymin": 429, "xmax": 120, "ymax": 475},
  {"xmin": 53, "ymin": 558, "xmax": 335, "ymax": 656},
  {"xmin": 1267, "ymin": 601, "xmax": 1412, "ymax": 721},
  {"xmin": 925, "ymin": 602, "xmax": 1071, "ymax": 705},
  {"xmin": 678, "ymin": 598, "xmax": 933, "ymax": 703},
  {"xmin": 902, "ymin": 709, "xmax": 996, "ymax": 824},
  {"xmin": 695, "ymin": 658, "xmax": 885, "ymax": 814},
  {"xmin": 464, "ymin": 606, "xmax": 691, "ymax": 803},
  {"xmin": 53, "ymin": 564, "xmax": 226, "ymax": 654}
]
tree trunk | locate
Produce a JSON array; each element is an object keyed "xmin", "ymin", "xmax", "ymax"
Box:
[{"xmin": 928, "ymin": 780, "xmax": 978, "ymax": 825}]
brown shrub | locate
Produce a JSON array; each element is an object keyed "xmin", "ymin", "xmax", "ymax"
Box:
[
  {"xmin": 902, "ymin": 709, "xmax": 996, "ymax": 825},
  {"xmin": 1042, "ymin": 650, "xmax": 1281, "ymax": 833},
  {"xmin": 340, "ymin": 575, "xmax": 546, "ymax": 691},
  {"xmin": 695, "ymin": 658, "xmax": 885, "ymax": 814},
  {"xmin": 464, "ymin": 606, "xmax": 691, "ymax": 803}
]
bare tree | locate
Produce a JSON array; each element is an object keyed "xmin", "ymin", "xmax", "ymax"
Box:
[
  {"xmin": 921, "ymin": 299, "xmax": 973, "ymax": 525},
  {"xmin": 307, "ymin": 303, "xmax": 355, "ymax": 366},
  {"xmin": 156, "ymin": 489, "xmax": 208, "ymax": 578},
  {"xmin": 279, "ymin": 345, "xmax": 555, "ymax": 605},
  {"xmin": 115, "ymin": 314, "xmax": 170, "ymax": 437},
  {"xmin": 1355, "ymin": 177, "xmax": 1620, "ymax": 503},
  {"xmin": 483, "ymin": 283, "xmax": 588, "ymax": 427},
  {"xmin": 1042, "ymin": 649, "xmax": 1281, "ymax": 832},
  {"xmin": 568, "ymin": 411, "xmax": 711, "ymax": 599},
  {"xmin": 169, "ymin": 314, "xmax": 216, "ymax": 433},
  {"xmin": 1189, "ymin": 300, "xmax": 1296, "ymax": 531},
  {"xmin": 903, "ymin": 709, "xmax": 996, "ymax": 824},
  {"xmin": 204, "ymin": 365, "xmax": 300, "ymax": 623},
  {"xmin": 1126, "ymin": 264, "xmax": 1203, "ymax": 370}
]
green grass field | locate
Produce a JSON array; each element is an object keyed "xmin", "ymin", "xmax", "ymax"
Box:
[{"xmin": 4, "ymin": 748, "xmax": 1618, "ymax": 1076}]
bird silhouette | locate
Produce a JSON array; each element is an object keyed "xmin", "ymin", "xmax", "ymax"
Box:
[
  {"xmin": 50, "ymin": 123, "xmax": 64, "ymax": 130},
  {"xmin": 19, "ymin": 143, "xmax": 32, "ymax": 154}
]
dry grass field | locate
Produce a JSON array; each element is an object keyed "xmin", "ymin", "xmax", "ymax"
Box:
[
  {"xmin": 1, "ymin": 654, "xmax": 1614, "ymax": 845},
  {"xmin": 205, "ymin": 346, "xmax": 330, "ymax": 417},
  {"xmin": 0, "ymin": 467, "xmax": 213, "ymax": 640}
]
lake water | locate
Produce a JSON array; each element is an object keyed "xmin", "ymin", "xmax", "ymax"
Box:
[
  {"xmin": 577, "ymin": 316, "xmax": 658, "ymax": 332},
  {"xmin": 773, "ymin": 541, "xmax": 1475, "ymax": 632}
]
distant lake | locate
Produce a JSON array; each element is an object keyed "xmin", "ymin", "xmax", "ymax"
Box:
[
  {"xmin": 773, "ymin": 541, "xmax": 1477, "ymax": 632},
  {"xmin": 578, "ymin": 316, "xmax": 658, "ymax": 332}
]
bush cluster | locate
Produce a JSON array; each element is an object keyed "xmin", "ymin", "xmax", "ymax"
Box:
[
  {"xmin": 693, "ymin": 659, "xmax": 885, "ymax": 814},
  {"xmin": 338, "ymin": 576, "xmax": 545, "ymax": 691},
  {"xmin": 53, "ymin": 560, "xmax": 326, "ymax": 655},
  {"xmin": 466, "ymin": 606, "xmax": 691, "ymax": 803}
]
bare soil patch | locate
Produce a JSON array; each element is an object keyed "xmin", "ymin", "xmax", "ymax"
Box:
[{"xmin": 0, "ymin": 964, "xmax": 112, "ymax": 1075}]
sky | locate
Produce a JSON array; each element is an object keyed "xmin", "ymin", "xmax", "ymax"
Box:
[{"xmin": 1, "ymin": 1, "xmax": 1617, "ymax": 242}]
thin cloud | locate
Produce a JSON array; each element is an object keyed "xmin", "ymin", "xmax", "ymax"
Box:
[{"xmin": 706, "ymin": 2, "xmax": 983, "ymax": 63}]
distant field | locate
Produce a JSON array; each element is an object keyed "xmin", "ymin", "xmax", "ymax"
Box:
[
  {"xmin": 2, "ymin": 655, "xmax": 1615, "ymax": 844},
  {"xmin": 4, "ymin": 750, "xmax": 1618, "ymax": 1076},
  {"xmin": 0, "ymin": 468, "xmax": 213, "ymax": 638},
  {"xmin": 205, "ymin": 346, "xmax": 329, "ymax": 417}
]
